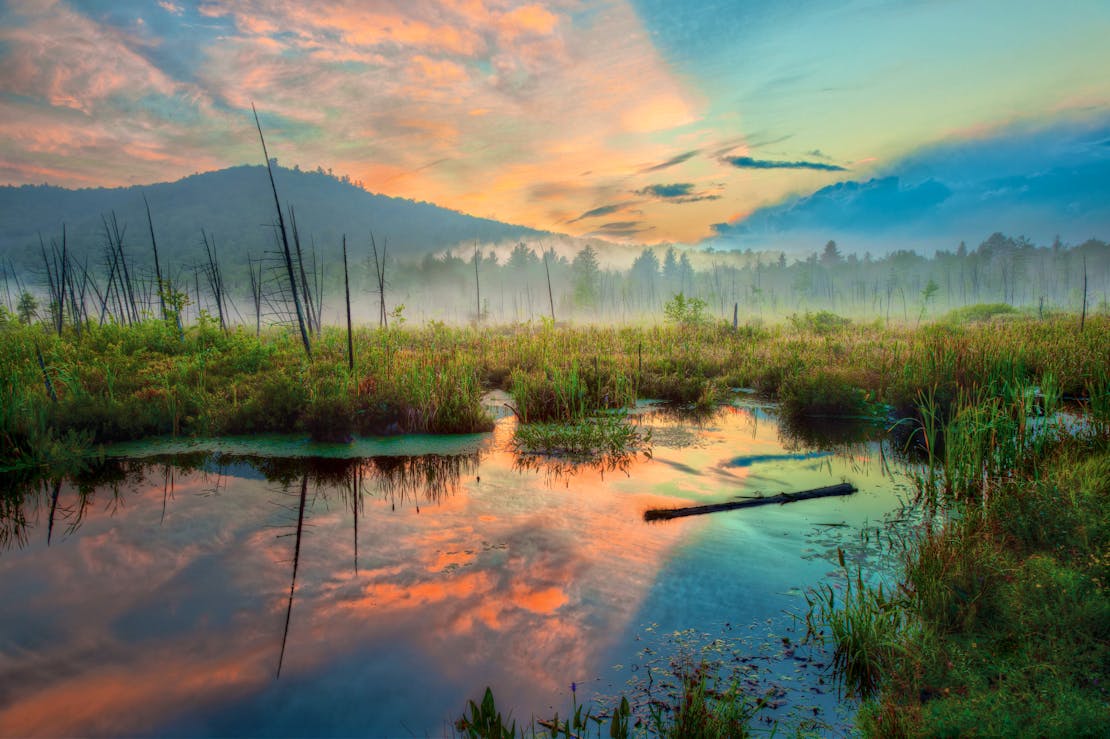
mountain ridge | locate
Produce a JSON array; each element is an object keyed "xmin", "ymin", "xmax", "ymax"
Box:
[{"xmin": 0, "ymin": 164, "xmax": 553, "ymax": 272}]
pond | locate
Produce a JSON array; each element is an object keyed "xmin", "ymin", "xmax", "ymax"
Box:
[{"xmin": 0, "ymin": 402, "xmax": 914, "ymax": 737}]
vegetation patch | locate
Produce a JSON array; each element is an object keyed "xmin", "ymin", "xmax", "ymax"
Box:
[
  {"xmin": 811, "ymin": 381, "xmax": 1110, "ymax": 737},
  {"xmin": 941, "ymin": 302, "xmax": 1021, "ymax": 324},
  {"xmin": 511, "ymin": 413, "xmax": 651, "ymax": 461},
  {"xmin": 779, "ymin": 367, "xmax": 878, "ymax": 420}
]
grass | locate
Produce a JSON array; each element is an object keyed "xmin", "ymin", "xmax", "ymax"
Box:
[
  {"xmin": 3, "ymin": 312, "xmax": 1107, "ymax": 484},
  {"xmin": 511, "ymin": 412, "xmax": 651, "ymax": 460},
  {"xmin": 810, "ymin": 373, "xmax": 1110, "ymax": 737},
  {"xmin": 646, "ymin": 661, "xmax": 760, "ymax": 739},
  {"xmin": 1, "ymin": 310, "xmax": 1104, "ymax": 505},
  {"xmin": 455, "ymin": 660, "xmax": 761, "ymax": 739}
]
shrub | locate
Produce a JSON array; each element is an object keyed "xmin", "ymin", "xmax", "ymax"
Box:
[{"xmin": 778, "ymin": 368, "xmax": 874, "ymax": 419}]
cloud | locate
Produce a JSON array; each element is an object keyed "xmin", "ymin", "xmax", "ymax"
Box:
[
  {"xmin": 636, "ymin": 183, "xmax": 693, "ymax": 198},
  {"xmin": 638, "ymin": 149, "xmax": 698, "ymax": 173},
  {"xmin": 635, "ymin": 182, "xmax": 721, "ymax": 203},
  {"xmin": 713, "ymin": 176, "xmax": 951, "ymax": 236},
  {"xmin": 569, "ymin": 203, "xmax": 626, "ymax": 222},
  {"xmin": 0, "ymin": 0, "xmax": 719, "ymax": 240},
  {"xmin": 586, "ymin": 221, "xmax": 655, "ymax": 238},
  {"xmin": 722, "ymin": 155, "xmax": 846, "ymax": 172}
]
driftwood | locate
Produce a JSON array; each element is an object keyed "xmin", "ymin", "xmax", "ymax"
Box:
[{"xmin": 644, "ymin": 482, "xmax": 857, "ymax": 521}]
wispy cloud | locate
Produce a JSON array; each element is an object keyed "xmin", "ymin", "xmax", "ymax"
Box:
[
  {"xmin": 2, "ymin": 0, "xmax": 1106, "ymax": 246},
  {"xmin": 0, "ymin": 0, "xmax": 716, "ymax": 240},
  {"xmin": 635, "ymin": 182, "xmax": 721, "ymax": 203},
  {"xmin": 587, "ymin": 221, "xmax": 655, "ymax": 238},
  {"xmin": 636, "ymin": 183, "xmax": 693, "ymax": 198},
  {"xmin": 569, "ymin": 203, "xmax": 627, "ymax": 222},
  {"xmin": 638, "ymin": 150, "xmax": 698, "ymax": 173},
  {"xmin": 709, "ymin": 118, "xmax": 1110, "ymax": 248},
  {"xmin": 722, "ymin": 156, "xmax": 846, "ymax": 172}
]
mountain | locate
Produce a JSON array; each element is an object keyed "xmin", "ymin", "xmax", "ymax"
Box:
[{"xmin": 0, "ymin": 165, "xmax": 549, "ymax": 274}]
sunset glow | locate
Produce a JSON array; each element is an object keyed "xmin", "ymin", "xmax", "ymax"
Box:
[{"xmin": 2, "ymin": 0, "xmax": 1108, "ymax": 244}]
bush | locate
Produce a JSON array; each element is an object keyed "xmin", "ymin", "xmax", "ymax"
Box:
[
  {"xmin": 778, "ymin": 368, "xmax": 874, "ymax": 419},
  {"xmin": 788, "ymin": 310, "xmax": 851, "ymax": 334}
]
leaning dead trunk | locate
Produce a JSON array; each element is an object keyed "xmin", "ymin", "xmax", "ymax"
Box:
[{"xmin": 252, "ymin": 103, "xmax": 311, "ymax": 358}]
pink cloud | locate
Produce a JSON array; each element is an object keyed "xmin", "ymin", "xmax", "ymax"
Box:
[{"xmin": 0, "ymin": 0, "xmax": 738, "ymax": 242}]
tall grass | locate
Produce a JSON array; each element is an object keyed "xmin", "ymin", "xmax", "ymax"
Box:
[
  {"xmin": 1, "ymin": 314, "xmax": 1106, "ymax": 465},
  {"xmin": 813, "ymin": 351, "xmax": 1110, "ymax": 737}
]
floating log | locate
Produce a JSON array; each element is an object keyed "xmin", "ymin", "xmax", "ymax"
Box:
[{"xmin": 644, "ymin": 482, "xmax": 857, "ymax": 521}]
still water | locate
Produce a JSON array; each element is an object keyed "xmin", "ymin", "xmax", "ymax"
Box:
[{"xmin": 0, "ymin": 403, "xmax": 912, "ymax": 737}]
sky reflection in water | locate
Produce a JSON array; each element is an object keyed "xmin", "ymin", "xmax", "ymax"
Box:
[{"xmin": 0, "ymin": 405, "xmax": 911, "ymax": 737}]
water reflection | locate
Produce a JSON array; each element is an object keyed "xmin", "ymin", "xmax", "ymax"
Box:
[
  {"xmin": 778, "ymin": 414, "xmax": 890, "ymax": 451},
  {"xmin": 277, "ymin": 475, "xmax": 308, "ymax": 679},
  {"xmin": 0, "ymin": 405, "xmax": 913, "ymax": 737},
  {"xmin": 511, "ymin": 448, "xmax": 640, "ymax": 487}
]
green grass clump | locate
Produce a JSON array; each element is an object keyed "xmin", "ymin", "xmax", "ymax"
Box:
[
  {"xmin": 779, "ymin": 367, "xmax": 877, "ymax": 419},
  {"xmin": 455, "ymin": 663, "xmax": 758, "ymax": 739},
  {"xmin": 807, "ymin": 556, "xmax": 909, "ymax": 702},
  {"xmin": 509, "ymin": 362, "xmax": 634, "ymax": 423},
  {"xmin": 456, "ymin": 687, "xmax": 518, "ymax": 739},
  {"xmin": 511, "ymin": 413, "xmax": 651, "ymax": 460},
  {"xmin": 647, "ymin": 661, "xmax": 758, "ymax": 739},
  {"xmin": 788, "ymin": 309, "xmax": 853, "ymax": 334}
]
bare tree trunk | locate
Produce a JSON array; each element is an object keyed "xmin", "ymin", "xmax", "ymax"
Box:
[
  {"xmin": 370, "ymin": 233, "xmax": 388, "ymax": 328},
  {"xmin": 1081, "ymin": 255, "xmax": 1088, "ymax": 332},
  {"xmin": 253, "ymin": 104, "xmax": 311, "ymax": 358},
  {"xmin": 343, "ymin": 235, "xmax": 354, "ymax": 372},
  {"xmin": 473, "ymin": 242, "xmax": 481, "ymax": 323},
  {"xmin": 143, "ymin": 194, "xmax": 168, "ymax": 323},
  {"xmin": 543, "ymin": 249, "xmax": 555, "ymax": 323}
]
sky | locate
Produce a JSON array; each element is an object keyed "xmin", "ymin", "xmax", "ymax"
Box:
[{"xmin": 1, "ymin": 0, "xmax": 1109, "ymax": 247}]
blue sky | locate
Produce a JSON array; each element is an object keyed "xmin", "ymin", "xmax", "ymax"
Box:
[{"xmin": 1, "ymin": 0, "xmax": 1108, "ymax": 248}]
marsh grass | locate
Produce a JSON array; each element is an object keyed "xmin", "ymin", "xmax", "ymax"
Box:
[
  {"xmin": 454, "ymin": 661, "xmax": 760, "ymax": 739},
  {"xmin": 455, "ymin": 686, "xmax": 630, "ymax": 739},
  {"xmin": 1, "ymin": 315, "xmax": 1107, "ymax": 475},
  {"xmin": 806, "ymin": 550, "xmax": 910, "ymax": 702},
  {"xmin": 511, "ymin": 413, "xmax": 651, "ymax": 460},
  {"xmin": 646, "ymin": 661, "xmax": 759, "ymax": 739},
  {"xmin": 815, "ymin": 371, "xmax": 1110, "ymax": 737}
]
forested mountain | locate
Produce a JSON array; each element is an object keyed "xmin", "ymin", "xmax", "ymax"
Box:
[{"xmin": 0, "ymin": 164, "xmax": 549, "ymax": 273}]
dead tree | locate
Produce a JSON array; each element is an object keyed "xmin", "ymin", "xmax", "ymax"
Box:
[
  {"xmin": 343, "ymin": 235, "xmax": 354, "ymax": 372},
  {"xmin": 370, "ymin": 232, "xmax": 388, "ymax": 328},
  {"xmin": 252, "ymin": 103, "xmax": 311, "ymax": 358}
]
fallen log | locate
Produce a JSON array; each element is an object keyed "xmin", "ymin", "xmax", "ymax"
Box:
[{"xmin": 644, "ymin": 482, "xmax": 857, "ymax": 521}]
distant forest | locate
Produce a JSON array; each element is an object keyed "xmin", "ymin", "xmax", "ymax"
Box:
[
  {"xmin": 1, "ymin": 165, "xmax": 1107, "ymax": 327},
  {"xmin": 356, "ymin": 233, "xmax": 1109, "ymax": 324},
  {"xmin": 4, "ymin": 226, "xmax": 1106, "ymax": 329}
]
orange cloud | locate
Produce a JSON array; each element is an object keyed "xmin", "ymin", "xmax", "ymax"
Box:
[
  {"xmin": 410, "ymin": 54, "xmax": 469, "ymax": 85},
  {"xmin": 0, "ymin": 0, "xmax": 737, "ymax": 243},
  {"xmin": 498, "ymin": 4, "xmax": 560, "ymax": 38}
]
